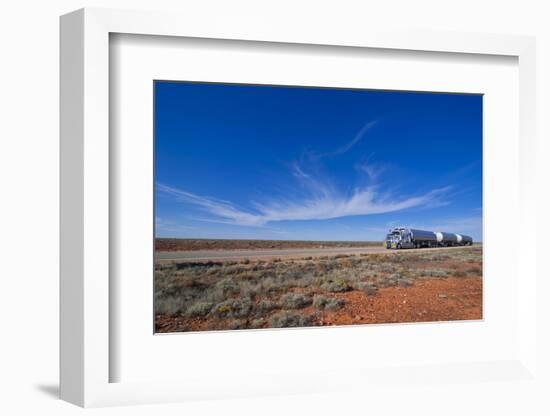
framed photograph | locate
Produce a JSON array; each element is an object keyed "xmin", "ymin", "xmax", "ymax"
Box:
[
  {"xmin": 152, "ymin": 81, "xmax": 483, "ymax": 334},
  {"xmin": 60, "ymin": 8, "xmax": 538, "ymax": 408}
]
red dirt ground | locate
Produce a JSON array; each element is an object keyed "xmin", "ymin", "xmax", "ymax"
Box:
[{"xmin": 315, "ymin": 277, "xmax": 482, "ymax": 326}]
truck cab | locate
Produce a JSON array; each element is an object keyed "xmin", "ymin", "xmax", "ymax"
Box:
[
  {"xmin": 385, "ymin": 233, "xmax": 395, "ymax": 249},
  {"xmin": 385, "ymin": 228, "xmax": 414, "ymax": 249}
]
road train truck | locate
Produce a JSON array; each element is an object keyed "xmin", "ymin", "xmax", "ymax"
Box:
[{"xmin": 385, "ymin": 227, "xmax": 473, "ymax": 249}]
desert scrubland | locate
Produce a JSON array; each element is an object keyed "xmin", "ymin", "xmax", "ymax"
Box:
[{"xmin": 155, "ymin": 242, "xmax": 482, "ymax": 333}]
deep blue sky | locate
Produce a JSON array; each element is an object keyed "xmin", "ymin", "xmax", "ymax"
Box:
[{"xmin": 155, "ymin": 81, "xmax": 482, "ymax": 241}]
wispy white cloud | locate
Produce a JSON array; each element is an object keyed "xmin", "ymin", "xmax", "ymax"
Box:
[
  {"xmin": 292, "ymin": 164, "xmax": 310, "ymax": 180},
  {"xmin": 290, "ymin": 162, "xmax": 335, "ymax": 199},
  {"xmin": 157, "ymin": 184, "xmax": 266, "ymax": 226},
  {"xmin": 157, "ymin": 175, "xmax": 451, "ymax": 227},
  {"xmin": 335, "ymin": 120, "xmax": 377, "ymax": 155},
  {"xmin": 355, "ymin": 158, "xmax": 390, "ymax": 182},
  {"xmin": 315, "ymin": 120, "xmax": 377, "ymax": 158},
  {"xmin": 252, "ymin": 184, "xmax": 450, "ymax": 223}
]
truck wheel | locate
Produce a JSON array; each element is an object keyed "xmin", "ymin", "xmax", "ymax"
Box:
[{"xmin": 397, "ymin": 243, "xmax": 402, "ymax": 249}]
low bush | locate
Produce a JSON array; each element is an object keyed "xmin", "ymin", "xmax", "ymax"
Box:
[
  {"xmin": 155, "ymin": 296, "xmax": 182, "ymax": 315},
  {"xmin": 228, "ymin": 319, "xmax": 244, "ymax": 330},
  {"xmin": 206, "ymin": 266, "xmax": 222, "ymax": 275},
  {"xmin": 397, "ymin": 278, "xmax": 413, "ymax": 288},
  {"xmin": 251, "ymin": 318, "xmax": 265, "ymax": 329},
  {"xmin": 421, "ymin": 254, "xmax": 451, "ymax": 262},
  {"xmin": 376, "ymin": 275, "xmax": 399, "ymax": 288},
  {"xmin": 257, "ymin": 277, "xmax": 285, "ymax": 295},
  {"xmin": 256, "ymin": 299, "xmax": 279, "ymax": 313},
  {"xmin": 354, "ymin": 281, "xmax": 378, "ymax": 295},
  {"xmin": 186, "ymin": 301, "xmax": 214, "ymax": 317},
  {"xmin": 237, "ymin": 272, "xmax": 259, "ymax": 281},
  {"xmin": 378, "ymin": 263, "xmax": 397, "ymax": 273},
  {"xmin": 293, "ymin": 275, "xmax": 316, "ymax": 288},
  {"xmin": 211, "ymin": 298, "xmax": 252, "ymax": 318},
  {"xmin": 221, "ymin": 265, "xmax": 246, "ymax": 275},
  {"xmin": 320, "ymin": 278, "xmax": 350, "ymax": 293},
  {"xmin": 269, "ymin": 311, "xmax": 313, "ymax": 328},
  {"xmin": 421, "ymin": 269, "xmax": 449, "ymax": 278},
  {"xmin": 432, "ymin": 269, "xmax": 449, "ymax": 278},
  {"xmin": 239, "ymin": 281, "xmax": 258, "ymax": 299},
  {"xmin": 312, "ymin": 295, "xmax": 345, "ymax": 310},
  {"xmin": 280, "ymin": 293, "xmax": 312, "ymax": 309},
  {"xmin": 339, "ymin": 257, "xmax": 357, "ymax": 268},
  {"xmin": 215, "ymin": 277, "xmax": 240, "ymax": 295}
]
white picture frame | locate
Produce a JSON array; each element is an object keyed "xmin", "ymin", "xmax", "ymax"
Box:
[{"xmin": 60, "ymin": 7, "xmax": 538, "ymax": 408}]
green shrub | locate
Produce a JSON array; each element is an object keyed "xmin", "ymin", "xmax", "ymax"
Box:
[
  {"xmin": 376, "ymin": 275, "xmax": 398, "ymax": 288},
  {"xmin": 237, "ymin": 272, "xmax": 259, "ymax": 281},
  {"xmin": 186, "ymin": 301, "xmax": 214, "ymax": 317},
  {"xmin": 354, "ymin": 281, "xmax": 378, "ymax": 295},
  {"xmin": 251, "ymin": 318, "xmax": 265, "ymax": 329},
  {"xmin": 269, "ymin": 311, "xmax": 313, "ymax": 328},
  {"xmin": 239, "ymin": 281, "xmax": 258, "ymax": 298},
  {"xmin": 320, "ymin": 278, "xmax": 350, "ymax": 292},
  {"xmin": 312, "ymin": 295, "xmax": 345, "ymax": 310},
  {"xmin": 256, "ymin": 299, "xmax": 279, "ymax": 313},
  {"xmin": 155, "ymin": 296, "xmax": 182, "ymax": 315},
  {"xmin": 431, "ymin": 269, "xmax": 449, "ymax": 278},
  {"xmin": 211, "ymin": 298, "xmax": 252, "ymax": 318},
  {"xmin": 228, "ymin": 319, "xmax": 244, "ymax": 330},
  {"xmin": 215, "ymin": 277, "xmax": 240, "ymax": 295},
  {"xmin": 258, "ymin": 277, "xmax": 285, "ymax": 294},
  {"xmin": 397, "ymin": 278, "xmax": 413, "ymax": 288},
  {"xmin": 293, "ymin": 274, "xmax": 316, "ymax": 288},
  {"xmin": 378, "ymin": 263, "xmax": 396, "ymax": 273},
  {"xmin": 223, "ymin": 265, "xmax": 246, "ymax": 275},
  {"xmin": 421, "ymin": 269, "xmax": 449, "ymax": 278},
  {"xmin": 280, "ymin": 293, "xmax": 312, "ymax": 309},
  {"xmin": 206, "ymin": 266, "xmax": 222, "ymax": 275}
]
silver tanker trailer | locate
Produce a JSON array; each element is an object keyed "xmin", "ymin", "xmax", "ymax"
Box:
[{"xmin": 385, "ymin": 227, "xmax": 473, "ymax": 249}]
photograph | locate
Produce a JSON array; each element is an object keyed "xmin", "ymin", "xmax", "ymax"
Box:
[{"xmin": 153, "ymin": 81, "xmax": 483, "ymax": 333}]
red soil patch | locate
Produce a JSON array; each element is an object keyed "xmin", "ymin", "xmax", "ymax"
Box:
[{"xmin": 317, "ymin": 277, "xmax": 482, "ymax": 326}]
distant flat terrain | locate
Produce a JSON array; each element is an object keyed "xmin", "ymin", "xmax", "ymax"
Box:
[
  {"xmin": 156, "ymin": 238, "xmax": 381, "ymax": 252},
  {"xmin": 155, "ymin": 245, "xmax": 477, "ymax": 262}
]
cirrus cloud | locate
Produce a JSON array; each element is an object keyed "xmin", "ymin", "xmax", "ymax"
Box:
[{"xmin": 157, "ymin": 177, "xmax": 451, "ymax": 227}]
